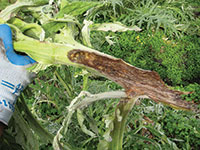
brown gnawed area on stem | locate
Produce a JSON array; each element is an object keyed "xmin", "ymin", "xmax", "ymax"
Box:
[{"xmin": 68, "ymin": 49, "xmax": 196, "ymax": 111}]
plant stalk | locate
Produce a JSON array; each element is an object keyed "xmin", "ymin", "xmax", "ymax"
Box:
[
  {"xmin": 13, "ymin": 31, "xmax": 196, "ymax": 112},
  {"xmin": 108, "ymin": 97, "xmax": 138, "ymax": 150}
]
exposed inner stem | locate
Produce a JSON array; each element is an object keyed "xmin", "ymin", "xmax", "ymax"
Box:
[{"xmin": 68, "ymin": 49, "xmax": 195, "ymax": 111}]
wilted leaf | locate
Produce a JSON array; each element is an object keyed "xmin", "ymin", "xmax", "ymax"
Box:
[
  {"xmin": 13, "ymin": 107, "xmax": 39, "ymax": 150},
  {"xmin": 77, "ymin": 109, "xmax": 96, "ymax": 138}
]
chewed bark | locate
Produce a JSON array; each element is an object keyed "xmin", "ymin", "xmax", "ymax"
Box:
[{"xmin": 68, "ymin": 49, "xmax": 197, "ymax": 111}]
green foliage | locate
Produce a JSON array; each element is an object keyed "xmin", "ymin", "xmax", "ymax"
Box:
[
  {"xmin": 0, "ymin": 131, "xmax": 23, "ymax": 150},
  {"xmin": 81, "ymin": 0, "xmax": 198, "ymax": 36},
  {"xmin": 1, "ymin": 94, "xmax": 53, "ymax": 150},
  {"xmin": 121, "ymin": 0, "xmax": 180, "ymax": 36},
  {"xmin": 124, "ymin": 99, "xmax": 200, "ymax": 150},
  {"xmin": 177, "ymin": 83, "xmax": 200, "ymax": 104},
  {"xmin": 180, "ymin": 36, "xmax": 200, "ymax": 82},
  {"xmin": 0, "ymin": 0, "xmax": 16, "ymax": 11},
  {"xmin": 26, "ymin": 66, "xmax": 81, "ymax": 123},
  {"xmin": 85, "ymin": 0, "xmax": 124, "ymax": 22},
  {"xmin": 161, "ymin": 110, "xmax": 200, "ymax": 149}
]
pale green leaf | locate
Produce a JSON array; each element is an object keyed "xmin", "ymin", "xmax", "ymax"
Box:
[
  {"xmin": 97, "ymin": 140, "xmax": 109, "ymax": 150},
  {"xmin": 91, "ymin": 22, "xmax": 142, "ymax": 32},
  {"xmin": 77, "ymin": 109, "xmax": 96, "ymax": 138},
  {"xmin": 81, "ymin": 20, "xmax": 93, "ymax": 47},
  {"xmin": 116, "ymin": 109, "xmax": 122, "ymax": 122},
  {"xmin": 56, "ymin": 1, "xmax": 99, "ymax": 17},
  {"xmin": 9, "ymin": 18, "xmax": 45, "ymax": 40},
  {"xmin": 0, "ymin": 0, "xmax": 48, "ymax": 21}
]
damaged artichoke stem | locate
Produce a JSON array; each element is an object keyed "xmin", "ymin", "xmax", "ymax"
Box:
[
  {"xmin": 14, "ymin": 33, "xmax": 197, "ymax": 112},
  {"xmin": 68, "ymin": 49, "xmax": 197, "ymax": 112}
]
